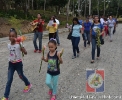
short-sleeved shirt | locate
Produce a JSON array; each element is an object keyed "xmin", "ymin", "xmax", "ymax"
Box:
[
  {"xmin": 84, "ymin": 22, "xmax": 91, "ymax": 31},
  {"xmin": 8, "ymin": 43, "xmax": 22, "ymax": 62},
  {"xmin": 72, "ymin": 24, "xmax": 82, "ymax": 37},
  {"xmin": 34, "ymin": 19, "xmax": 44, "ymax": 32},
  {"xmin": 91, "ymin": 23, "xmax": 103, "ymax": 36},
  {"xmin": 47, "ymin": 51, "xmax": 60, "ymax": 76},
  {"xmin": 108, "ymin": 19, "xmax": 115, "ymax": 27}
]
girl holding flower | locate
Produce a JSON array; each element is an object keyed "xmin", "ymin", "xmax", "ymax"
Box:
[
  {"xmin": 42, "ymin": 39, "xmax": 63, "ymax": 100},
  {"xmin": 1, "ymin": 28, "xmax": 32, "ymax": 100},
  {"xmin": 90, "ymin": 15, "xmax": 104, "ymax": 63}
]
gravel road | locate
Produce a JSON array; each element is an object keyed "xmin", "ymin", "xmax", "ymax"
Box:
[{"xmin": 0, "ymin": 25, "xmax": 122, "ymax": 100}]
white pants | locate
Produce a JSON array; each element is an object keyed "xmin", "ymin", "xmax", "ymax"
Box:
[{"xmin": 108, "ymin": 27, "xmax": 114, "ymax": 40}]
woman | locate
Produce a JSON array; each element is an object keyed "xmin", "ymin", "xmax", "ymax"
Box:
[
  {"xmin": 46, "ymin": 16, "xmax": 58, "ymax": 40},
  {"xmin": 83, "ymin": 18, "xmax": 92, "ymax": 48},
  {"xmin": 90, "ymin": 15, "xmax": 104, "ymax": 63},
  {"xmin": 108, "ymin": 16, "xmax": 116, "ymax": 42},
  {"xmin": 71, "ymin": 17, "xmax": 83, "ymax": 59}
]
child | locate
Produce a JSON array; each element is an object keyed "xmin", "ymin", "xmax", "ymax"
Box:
[
  {"xmin": 42, "ymin": 39, "xmax": 63, "ymax": 100},
  {"xmin": 1, "ymin": 28, "xmax": 32, "ymax": 100}
]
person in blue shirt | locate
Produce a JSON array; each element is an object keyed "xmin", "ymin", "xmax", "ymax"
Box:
[
  {"xmin": 71, "ymin": 17, "xmax": 83, "ymax": 59},
  {"xmin": 90, "ymin": 15, "xmax": 104, "ymax": 63},
  {"xmin": 83, "ymin": 18, "xmax": 92, "ymax": 48},
  {"xmin": 79, "ymin": 18, "xmax": 83, "ymax": 25}
]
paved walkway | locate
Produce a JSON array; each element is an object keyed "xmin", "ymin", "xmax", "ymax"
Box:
[{"xmin": 0, "ymin": 25, "xmax": 122, "ymax": 100}]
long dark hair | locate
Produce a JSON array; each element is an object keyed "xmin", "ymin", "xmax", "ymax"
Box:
[
  {"xmin": 51, "ymin": 16, "xmax": 56, "ymax": 23},
  {"xmin": 72, "ymin": 17, "xmax": 80, "ymax": 29},
  {"xmin": 72, "ymin": 17, "xmax": 80, "ymax": 25}
]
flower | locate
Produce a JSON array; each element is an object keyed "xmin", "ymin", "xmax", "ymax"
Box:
[
  {"xmin": 39, "ymin": 45, "xmax": 46, "ymax": 73},
  {"xmin": 15, "ymin": 35, "xmax": 27, "ymax": 58},
  {"xmin": 15, "ymin": 36, "xmax": 26, "ymax": 44}
]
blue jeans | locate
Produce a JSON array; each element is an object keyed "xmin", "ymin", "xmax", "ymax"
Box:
[
  {"xmin": 56, "ymin": 30, "xmax": 60, "ymax": 44},
  {"xmin": 91, "ymin": 37, "xmax": 100, "ymax": 60},
  {"xmin": 45, "ymin": 73, "xmax": 59, "ymax": 95},
  {"xmin": 84, "ymin": 30, "xmax": 90, "ymax": 47},
  {"xmin": 4, "ymin": 62, "xmax": 30, "ymax": 98},
  {"xmin": 33, "ymin": 32, "xmax": 43, "ymax": 50},
  {"xmin": 71, "ymin": 36, "xmax": 80, "ymax": 56}
]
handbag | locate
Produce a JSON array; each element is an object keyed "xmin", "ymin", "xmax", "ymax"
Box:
[
  {"xmin": 67, "ymin": 25, "xmax": 74, "ymax": 40},
  {"xmin": 67, "ymin": 31, "xmax": 72, "ymax": 40},
  {"xmin": 101, "ymin": 38, "xmax": 104, "ymax": 45}
]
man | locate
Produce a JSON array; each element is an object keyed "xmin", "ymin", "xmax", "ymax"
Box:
[
  {"xmin": 54, "ymin": 16, "xmax": 60, "ymax": 45},
  {"xmin": 83, "ymin": 18, "xmax": 92, "ymax": 47},
  {"xmin": 31, "ymin": 13, "xmax": 44, "ymax": 53}
]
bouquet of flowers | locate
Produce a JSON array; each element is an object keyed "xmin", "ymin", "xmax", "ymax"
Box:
[
  {"xmin": 15, "ymin": 36, "xmax": 26, "ymax": 57},
  {"xmin": 96, "ymin": 28, "xmax": 101, "ymax": 47},
  {"xmin": 39, "ymin": 45, "xmax": 46, "ymax": 73}
]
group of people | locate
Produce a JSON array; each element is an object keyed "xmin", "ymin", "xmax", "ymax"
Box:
[
  {"xmin": 67, "ymin": 15, "xmax": 117, "ymax": 63},
  {"xmin": 1, "ymin": 14, "xmax": 62, "ymax": 100},
  {"xmin": 1, "ymin": 14, "xmax": 117, "ymax": 100},
  {"xmin": 31, "ymin": 13, "xmax": 60, "ymax": 53}
]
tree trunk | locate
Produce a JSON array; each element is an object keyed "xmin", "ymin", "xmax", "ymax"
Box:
[
  {"xmin": 97, "ymin": 0, "xmax": 99, "ymax": 16},
  {"xmin": 24, "ymin": 0, "xmax": 28, "ymax": 18},
  {"xmin": 77, "ymin": 0, "xmax": 80, "ymax": 16},
  {"xmin": 44, "ymin": 0, "xmax": 46, "ymax": 13},
  {"xmin": 66, "ymin": 0, "xmax": 71, "ymax": 21},
  {"xmin": 89, "ymin": 0, "xmax": 91, "ymax": 15},
  {"xmin": 28, "ymin": 0, "xmax": 30, "ymax": 9},
  {"xmin": 32, "ymin": 0, "xmax": 33, "ymax": 10},
  {"xmin": 84, "ymin": 0, "xmax": 87, "ymax": 17}
]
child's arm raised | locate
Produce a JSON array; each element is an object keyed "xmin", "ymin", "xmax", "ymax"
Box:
[
  {"xmin": 57, "ymin": 52, "xmax": 63, "ymax": 64},
  {"xmin": 42, "ymin": 54, "xmax": 48, "ymax": 62},
  {"xmin": 21, "ymin": 47, "xmax": 27, "ymax": 55}
]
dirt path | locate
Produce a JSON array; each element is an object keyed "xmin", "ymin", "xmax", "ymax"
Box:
[{"xmin": 0, "ymin": 25, "xmax": 122, "ymax": 100}]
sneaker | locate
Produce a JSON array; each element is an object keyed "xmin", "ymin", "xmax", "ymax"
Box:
[
  {"xmin": 34, "ymin": 50, "xmax": 38, "ymax": 53},
  {"xmin": 77, "ymin": 53, "xmax": 80, "ymax": 57},
  {"xmin": 50, "ymin": 95, "xmax": 56, "ymax": 100},
  {"xmin": 48, "ymin": 89, "xmax": 52, "ymax": 96},
  {"xmin": 23, "ymin": 84, "xmax": 32, "ymax": 93},
  {"xmin": 1, "ymin": 97, "xmax": 8, "ymax": 100},
  {"xmin": 38, "ymin": 50, "xmax": 42, "ymax": 53},
  {"xmin": 91, "ymin": 60, "xmax": 95, "ymax": 63},
  {"xmin": 96, "ymin": 57, "xmax": 100, "ymax": 60},
  {"xmin": 72, "ymin": 56, "xmax": 76, "ymax": 59}
]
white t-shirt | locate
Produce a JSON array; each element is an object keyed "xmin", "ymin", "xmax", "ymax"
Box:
[
  {"xmin": 100, "ymin": 18, "xmax": 104, "ymax": 25},
  {"xmin": 108, "ymin": 19, "xmax": 115, "ymax": 27},
  {"xmin": 55, "ymin": 19, "xmax": 60, "ymax": 25},
  {"xmin": 8, "ymin": 43, "xmax": 22, "ymax": 62}
]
